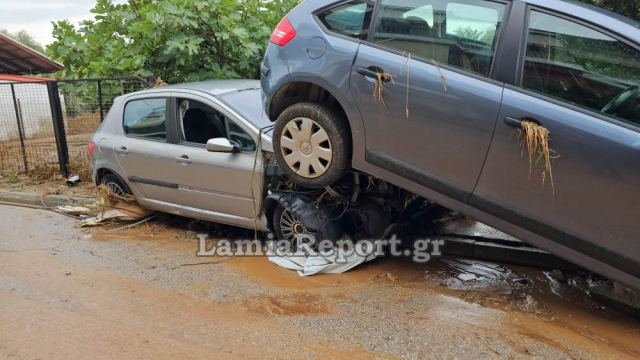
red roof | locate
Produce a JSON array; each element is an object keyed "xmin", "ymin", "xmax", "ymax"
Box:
[{"xmin": 0, "ymin": 74, "xmax": 53, "ymax": 83}]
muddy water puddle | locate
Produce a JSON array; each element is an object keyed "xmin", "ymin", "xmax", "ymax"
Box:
[
  {"xmin": 226, "ymin": 255, "xmax": 640, "ymax": 357},
  {"xmin": 89, "ymin": 216, "xmax": 640, "ymax": 358}
]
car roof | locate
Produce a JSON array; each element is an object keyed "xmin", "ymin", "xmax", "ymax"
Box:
[
  {"xmin": 164, "ymin": 79, "xmax": 261, "ymax": 96},
  {"xmin": 116, "ymin": 79, "xmax": 270, "ymax": 131},
  {"xmin": 309, "ymin": 0, "xmax": 640, "ymax": 42},
  {"xmin": 520, "ymin": 0, "xmax": 640, "ymax": 42}
]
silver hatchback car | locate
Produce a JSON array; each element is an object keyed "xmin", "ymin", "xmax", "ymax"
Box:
[{"xmin": 89, "ymin": 80, "xmax": 277, "ymax": 232}]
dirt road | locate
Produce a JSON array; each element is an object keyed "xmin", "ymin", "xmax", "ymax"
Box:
[{"xmin": 1, "ymin": 204, "xmax": 639, "ymax": 359}]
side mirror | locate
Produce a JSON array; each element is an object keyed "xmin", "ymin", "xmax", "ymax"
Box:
[{"xmin": 206, "ymin": 138, "xmax": 240, "ymax": 153}]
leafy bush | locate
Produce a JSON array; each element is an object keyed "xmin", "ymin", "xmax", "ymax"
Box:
[
  {"xmin": 47, "ymin": 0, "xmax": 300, "ymax": 83},
  {"xmin": 579, "ymin": 0, "xmax": 639, "ymax": 21}
]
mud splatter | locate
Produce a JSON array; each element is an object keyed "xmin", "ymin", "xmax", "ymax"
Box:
[{"xmin": 248, "ymin": 293, "xmax": 331, "ymax": 316}]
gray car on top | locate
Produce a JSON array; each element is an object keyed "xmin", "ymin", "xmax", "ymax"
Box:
[{"xmin": 261, "ymin": 0, "xmax": 640, "ymax": 289}]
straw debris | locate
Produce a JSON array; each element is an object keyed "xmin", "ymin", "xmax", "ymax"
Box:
[
  {"xmin": 520, "ymin": 120, "xmax": 556, "ymax": 192},
  {"xmin": 402, "ymin": 52, "xmax": 411, "ymax": 118},
  {"xmin": 431, "ymin": 59, "xmax": 447, "ymax": 93},
  {"xmin": 96, "ymin": 184, "xmax": 136, "ymax": 216},
  {"xmin": 373, "ymin": 71, "xmax": 394, "ymax": 106},
  {"xmin": 151, "ymin": 77, "xmax": 167, "ymax": 88}
]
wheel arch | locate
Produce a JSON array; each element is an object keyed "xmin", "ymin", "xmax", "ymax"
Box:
[
  {"xmin": 267, "ymin": 79, "xmax": 367, "ymax": 167},
  {"xmin": 95, "ymin": 167, "xmax": 128, "ymax": 187}
]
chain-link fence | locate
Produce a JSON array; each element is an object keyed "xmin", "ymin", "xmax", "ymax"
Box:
[
  {"xmin": 0, "ymin": 77, "xmax": 152, "ymax": 178},
  {"xmin": 0, "ymin": 81, "xmax": 56, "ymax": 174},
  {"xmin": 58, "ymin": 78, "xmax": 151, "ymax": 177}
]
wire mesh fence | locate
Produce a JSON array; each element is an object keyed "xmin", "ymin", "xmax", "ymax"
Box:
[
  {"xmin": 0, "ymin": 77, "xmax": 152, "ymax": 178},
  {"xmin": 58, "ymin": 78, "xmax": 151, "ymax": 177},
  {"xmin": 0, "ymin": 81, "xmax": 56, "ymax": 174}
]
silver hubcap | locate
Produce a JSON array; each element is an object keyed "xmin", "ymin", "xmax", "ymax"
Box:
[
  {"xmin": 279, "ymin": 209, "xmax": 309, "ymax": 242},
  {"xmin": 280, "ymin": 117, "xmax": 332, "ymax": 179}
]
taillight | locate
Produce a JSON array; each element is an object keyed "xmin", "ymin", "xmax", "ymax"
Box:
[
  {"xmin": 270, "ymin": 17, "xmax": 296, "ymax": 46},
  {"xmin": 88, "ymin": 141, "xmax": 97, "ymax": 158}
]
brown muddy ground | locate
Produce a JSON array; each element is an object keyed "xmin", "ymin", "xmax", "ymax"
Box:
[
  {"xmin": 0, "ymin": 171, "xmax": 95, "ymax": 197},
  {"xmin": 1, "ymin": 204, "xmax": 639, "ymax": 359}
]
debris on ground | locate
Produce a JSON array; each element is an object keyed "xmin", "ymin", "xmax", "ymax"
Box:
[
  {"xmin": 56, "ymin": 185, "xmax": 154, "ymax": 227},
  {"xmin": 66, "ymin": 175, "xmax": 81, "ymax": 186},
  {"xmin": 56, "ymin": 205, "xmax": 93, "ymax": 217},
  {"xmin": 268, "ymin": 243, "xmax": 378, "ymax": 276},
  {"xmin": 79, "ymin": 202, "xmax": 154, "ymax": 227}
]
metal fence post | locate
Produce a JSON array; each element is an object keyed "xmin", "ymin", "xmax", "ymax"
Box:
[
  {"xmin": 47, "ymin": 81, "xmax": 70, "ymax": 178},
  {"xmin": 10, "ymin": 84, "xmax": 29, "ymax": 173},
  {"xmin": 97, "ymin": 80, "xmax": 105, "ymax": 122}
]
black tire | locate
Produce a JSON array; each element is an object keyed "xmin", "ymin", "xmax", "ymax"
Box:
[
  {"xmin": 273, "ymin": 102, "xmax": 351, "ymax": 189},
  {"xmin": 100, "ymin": 173, "xmax": 131, "ymax": 196}
]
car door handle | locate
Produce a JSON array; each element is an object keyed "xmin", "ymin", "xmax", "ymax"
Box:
[
  {"xmin": 357, "ymin": 66, "xmax": 387, "ymax": 80},
  {"xmin": 176, "ymin": 155, "xmax": 192, "ymax": 164},
  {"xmin": 504, "ymin": 117, "xmax": 524, "ymax": 128},
  {"xmin": 115, "ymin": 146, "xmax": 129, "ymax": 154}
]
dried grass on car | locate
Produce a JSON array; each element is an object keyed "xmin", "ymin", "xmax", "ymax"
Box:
[
  {"xmin": 402, "ymin": 52, "xmax": 411, "ymax": 118},
  {"xmin": 374, "ymin": 52, "xmax": 448, "ymax": 118},
  {"xmin": 520, "ymin": 120, "xmax": 556, "ymax": 193},
  {"xmin": 373, "ymin": 71, "xmax": 394, "ymax": 106},
  {"xmin": 431, "ymin": 59, "xmax": 448, "ymax": 93}
]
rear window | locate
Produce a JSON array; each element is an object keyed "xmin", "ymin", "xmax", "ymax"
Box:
[
  {"xmin": 123, "ymin": 98, "xmax": 167, "ymax": 141},
  {"xmin": 317, "ymin": 0, "xmax": 373, "ymax": 39}
]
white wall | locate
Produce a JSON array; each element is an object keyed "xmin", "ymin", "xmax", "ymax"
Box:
[{"xmin": 0, "ymin": 81, "xmax": 55, "ymax": 141}]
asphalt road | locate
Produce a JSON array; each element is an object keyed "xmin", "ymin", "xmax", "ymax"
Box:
[{"xmin": 1, "ymin": 204, "xmax": 639, "ymax": 359}]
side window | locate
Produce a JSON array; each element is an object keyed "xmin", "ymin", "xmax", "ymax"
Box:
[
  {"xmin": 179, "ymin": 99, "xmax": 227, "ymax": 145},
  {"xmin": 228, "ymin": 121, "xmax": 256, "ymax": 152},
  {"xmin": 372, "ymin": 0, "xmax": 505, "ymax": 77},
  {"xmin": 522, "ymin": 11, "xmax": 640, "ymax": 126},
  {"xmin": 178, "ymin": 99, "xmax": 255, "ymax": 152},
  {"xmin": 123, "ymin": 98, "xmax": 167, "ymax": 141},
  {"xmin": 317, "ymin": 1, "xmax": 373, "ymax": 39}
]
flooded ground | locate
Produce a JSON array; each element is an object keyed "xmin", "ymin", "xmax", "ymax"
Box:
[{"xmin": 1, "ymin": 205, "xmax": 639, "ymax": 359}]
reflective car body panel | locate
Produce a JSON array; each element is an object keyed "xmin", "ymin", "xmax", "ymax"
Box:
[
  {"xmin": 262, "ymin": 0, "xmax": 640, "ymax": 289},
  {"xmin": 91, "ymin": 81, "xmax": 271, "ymax": 231}
]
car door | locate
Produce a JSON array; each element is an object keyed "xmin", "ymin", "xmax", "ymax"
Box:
[
  {"xmin": 472, "ymin": 8, "xmax": 640, "ymax": 280},
  {"xmin": 349, "ymin": 0, "xmax": 507, "ymax": 202},
  {"xmin": 167, "ymin": 93, "xmax": 263, "ymax": 220},
  {"xmin": 114, "ymin": 94, "xmax": 181, "ymax": 203}
]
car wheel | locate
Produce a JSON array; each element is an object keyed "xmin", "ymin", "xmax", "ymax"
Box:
[
  {"xmin": 272, "ymin": 202, "xmax": 342, "ymax": 246},
  {"xmin": 100, "ymin": 173, "xmax": 131, "ymax": 196},
  {"xmin": 273, "ymin": 204, "xmax": 314, "ymax": 248},
  {"xmin": 273, "ymin": 102, "xmax": 351, "ymax": 189}
]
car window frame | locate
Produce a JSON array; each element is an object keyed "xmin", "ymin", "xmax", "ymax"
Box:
[
  {"xmin": 170, "ymin": 91, "xmax": 258, "ymax": 153},
  {"xmin": 313, "ymin": 0, "xmax": 376, "ymax": 42},
  {"xmin": 364, "ymin": 0, "xmax": 511, "ymax": 84},
  {"xmin": 122, "ymin": 96, "xmax": 172, "ymax": 143},
  {"xmin": 175, "ymin": 98, "xmax": 230, "ymax": 149},
  {"xmin": 510, "ymin": 4, "xmax": 640, "ymax": 133}
]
